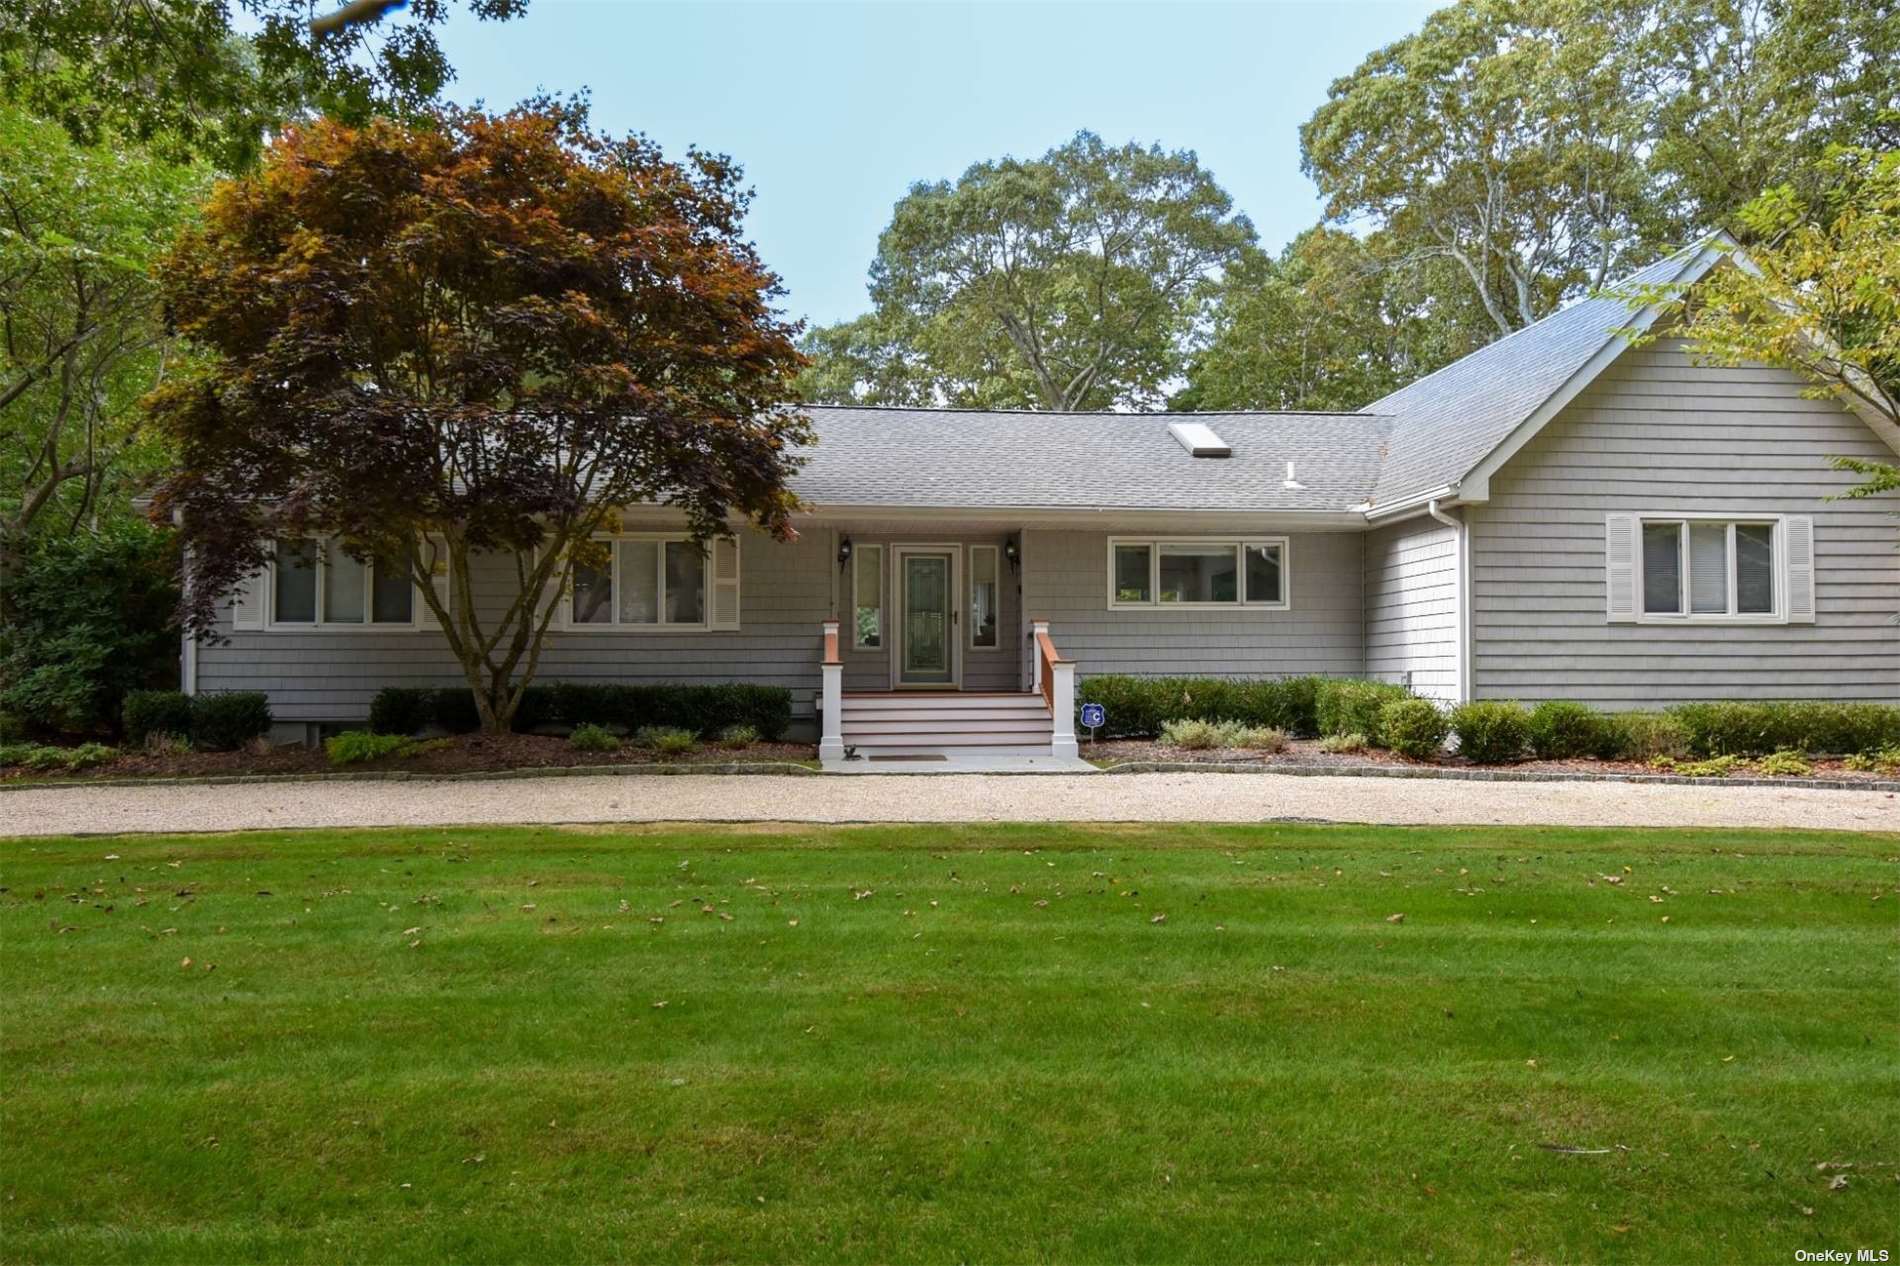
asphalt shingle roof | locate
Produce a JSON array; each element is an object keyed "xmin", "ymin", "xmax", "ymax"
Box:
[
  {"xmin": 1360, "ymin": 245, "xmax": 1715, "ymax": 507},
  {"xmin": 788, "ymin": 407, "xmax": 1392, "ymax": 513}
]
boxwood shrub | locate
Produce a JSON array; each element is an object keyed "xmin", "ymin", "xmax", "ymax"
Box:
[
  {"xmin": 1450, "ymin": 701, "xmax": 1530, "ymax": 764},
  {"xmin": 366, "ymin": 682, "xmax": 793, "ymax": 741},
  {"xmin": 189, "ymin": 691, "xmax": 272, "ymax": 751},
  {"xmin": 123, "ymin": 690, "xmax": 195, "ymax": 745},
  {"xmin": 1526, "ymin": 700, "xmax": 1607, "ymax": 761},
  {"xmin": 1378, "ymin": 697, "xmax": 1448, "ymax": 759},
  {"xmin": 1073, "ymin": 675, "xmax": 1323, "ymax": 739},
  {"xmin": 1670, "ymin": 700, "xmax": 1900, "ymax": 756},
  {"xmin": 1315, "ymin": 680, "xmax": 1412, "ymax": 744}
]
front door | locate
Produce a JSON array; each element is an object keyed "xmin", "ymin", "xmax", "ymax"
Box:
[{"xmin": 898, "ymin": 549, "xmax": 956, "ymax": 687}]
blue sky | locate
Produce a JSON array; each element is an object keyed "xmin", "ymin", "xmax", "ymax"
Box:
[{"xmin": 433, "ymin": 1, "xmax": 1438, "ymax": 330}]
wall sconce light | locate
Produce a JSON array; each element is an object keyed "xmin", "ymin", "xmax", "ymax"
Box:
[
  {"xmin": 1004, "ymin": 535, "xmax": 1020, "ymax": 573},
  {"xmin": 837, "ymin": 535, "xmax": 854, "ymax": 572}
]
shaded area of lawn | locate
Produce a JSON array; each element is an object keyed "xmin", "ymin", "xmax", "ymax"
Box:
[{"xmin": 3, "ymin": 822, "xmax": 1895, "ymax": 1263}]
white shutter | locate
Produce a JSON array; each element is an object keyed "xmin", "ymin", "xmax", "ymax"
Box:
[
  {"xmin": 709, "ymin": 536, "xmax": 741, "ymax": 631},
  {"xmin": 414, "ymin": 536, "xmax": 453, "ymax": 631},
  {"xmin": 229, "ymin": 560, "xmax": 265, "ymax": 631},
  {"xmin": 1784, "ymin": 515, "xmax": 1815, "ymax": 623},
  {"xmin": 1604, "ymin": 513, "xmax": 1637, "ymax": 623}
]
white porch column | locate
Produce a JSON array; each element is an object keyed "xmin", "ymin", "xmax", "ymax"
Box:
[
  {"xmin": 1049, "ymin": 659, "xmax": 1077, "ymax": 758},
  {"xmin": 819, "ymin": 619, "xmax": 845, "ymax": 762}
]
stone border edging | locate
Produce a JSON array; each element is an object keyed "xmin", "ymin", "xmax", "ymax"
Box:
[
  {"xmin": 1097, "ymin": 759, "xmax": 1900, "ymax": 792},
  {"xmin": 0, "ymin": 760, "xmax": 822, "ymax": 792}
]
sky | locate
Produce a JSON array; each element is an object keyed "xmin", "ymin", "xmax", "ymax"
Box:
[{"xmin": 431, "ymin": 0, "xmax": 1438, "ymax": 331}]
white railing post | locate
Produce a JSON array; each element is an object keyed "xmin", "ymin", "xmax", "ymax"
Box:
[
  {"xmin": 1030, "ymin": 619, "xmax": 1048, "ymax": 695},
  {"xmin": 1050, "ymin": 659, "xmax": 1077, "ymax": 758},
  {"xmin": 819, "ymin": 619, "xmax": 844, "ymax": 762}
]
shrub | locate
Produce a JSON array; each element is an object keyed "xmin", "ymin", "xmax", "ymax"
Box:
[
  {"xmin": 143, "ymin": 731, "xmax": 191, "ymax": 757},
  {"xmin": 717, "ymin": 723, "xmax": 760, "ymax": 750},
  {"xmin": 368, "ymin": 688, "xmax": 436, "ymax": 736},
  {"xmin": 1755, "ymin": 749, "xmax": 1813, "ymax": 777},
  {"xmin": 324, "ymin": 731, "xmax": 414, "ymax": 765},
  {"xmin": 0, "ymin": 523, "xmax": 180, "ymax": 737},
  {"xmin": 635, "ymin": 725, "xmax": 697, "ymax": 755},
  {"xmin": 1526, "ymin": 700, "xmax": 1605, "ymax": 761},
  {"xmin": 0, "ymin": 743, "xmax": 34, "ymax": 767},
  {"xmin": 7, "ymin": 742, "xmax": 117, "ymax": 772},
  {"xmin": 1315, "ymin": 680, "xmax": 1412, "ymax": 744},
  {"xmin": 1670, "ymin": 701, "xmax": 1900, "ymax": 757},
  {"xmin": 1318, "ymin": 732, "xmax": 1369, "ymax": 754},
  {"xmin": 1379, "ymin": 698, "xmax": 1448, "ymax": 760},
  {"xmin": 1160, "ymin": 718, "xmax": 1229, "ymax": 750},
  {"xmin": 568, "ymin": 723, "xmax": 621, "ymax": 753},
  {"xmin": 123, "ymin": 690, "xmax": 196, "ymax": 745},
  {"xmin": 1450, "ymin": 701, "xmax": 1529, "ymax": 764},
  {"xmin": 1651, "ymin": 753, "xmax": 1742, "ymax": 778},
  {"xmin": 190, "ymin": 692, "xmax": 272, "ymax": 751},
  {"xmin": 62, "ymin": 742, "xmax": 117, "ymax": 770},
  {"xmin": 1074, "ymin": 675, "xmax": 1324, "ymax": 739},
  {"xmin": 1228, "ymin": 725, "xmax": 1287, "ymax": 752},
  {"xmin": 1598, "ymin": 711, "xmax": 1688, "ymax": 762},
  {"xmin": 0, "ymin": 712, "xmax": 22, "ymax": 744},
  {"xmin": 1843, "ymin": 746, "xmax": 1900, "ymax": 775}
]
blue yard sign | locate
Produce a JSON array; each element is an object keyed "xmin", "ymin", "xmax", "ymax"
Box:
[{"xmin": 1080, "ymin": 703, "xmax": 1106, "ymax": 732}]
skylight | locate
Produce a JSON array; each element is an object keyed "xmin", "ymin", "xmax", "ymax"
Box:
[{"xmin": 1168, "ymin": 421, "xmax": 1230, "ymax": 457}]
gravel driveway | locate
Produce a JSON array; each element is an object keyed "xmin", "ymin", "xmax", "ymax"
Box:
[{"xmin": 1, "ymin": 770, "xmax": 1895, "ymax": 836}]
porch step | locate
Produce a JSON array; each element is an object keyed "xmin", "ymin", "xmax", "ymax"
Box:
[{"xmin": 840, "ymin": 691, "xmax": 1055, "ymax": 752}]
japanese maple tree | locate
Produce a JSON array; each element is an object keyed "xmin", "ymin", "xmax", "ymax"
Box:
[{"xmin": 149, "ymin": 103, "xmax": 810, "ymax": 732}]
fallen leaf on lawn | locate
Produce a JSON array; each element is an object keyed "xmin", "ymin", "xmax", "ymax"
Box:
[
  {"xmin": 402, "ymin": 927, "xmax": 420, "ymax": 936},
  {"xmin": 1387, "ymin": 913, "xmax": 1405, "ymax": 924},
  {"xmin": 520, "ymin": 903, "xmax": 536, "ymax": 911},
  {"xmin": 1830, "ymin": 1174, "xmax": 1849, "ymax": 1190},
  {"xmin": 651, "ymin": 1000, "xmax": 668, "ymax": 1008},
  {"xmin": 1150, "ymin": 913, "xmax": 1167, "ymax": 924},
  {"xmin": 179, "ymin": 956, "xmax": 191, "ymax": 968}
]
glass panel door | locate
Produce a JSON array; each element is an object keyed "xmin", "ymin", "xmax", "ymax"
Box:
[{"xmin": 900, "ymin": 553, "xmax": 953, "ymax": 685}]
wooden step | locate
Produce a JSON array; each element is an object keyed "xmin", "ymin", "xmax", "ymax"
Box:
[
  {"xmin": 844, "ymin": 733, "xmax": 1058, "ymax": 750},
  {"xmin": 841, "ymin": 703, "xmax": 1051, "ymax": 722},
  {"xmin": 842, "ymin": 693, "xmax": 1045, "ymax": 710},
  {"xmin": 844, "ymin": 719, "xmax": 1054, "ymax": 739}
]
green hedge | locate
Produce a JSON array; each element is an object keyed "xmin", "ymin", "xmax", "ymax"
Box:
[
  {"xmin": 1379, "ymin": 697, "xmax": 1448, "ymax": 759},
  {"xmin": 1450, "ymin": 701, "xmax": 1531, "ymax": 764},
  {"xmin": 116, "ymin": 689, "xmax": 271, "ymax": 750},
  {"xmin": 368, "ymin": 682, "xmax": 793, "ymax": 742},
  {"xmin": 123, "ymin": 690, "xmax": 196, "ymax": 744},
  {"xmin": 1670, "ymin": 701, "xmax": 1900, "ymax": 756},
  {"xmin": 1073, "ymin": 675, "xmax": 1323, "ymax": 739}
]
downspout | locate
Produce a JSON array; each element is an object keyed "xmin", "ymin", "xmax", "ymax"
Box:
[
  {"xmin": 177, "ymin": 519, "xmax": 198, "ymax": 697},
  {"xmin": 1427, "ymin": 500, "xmax": 1470, "ymax": 704}
]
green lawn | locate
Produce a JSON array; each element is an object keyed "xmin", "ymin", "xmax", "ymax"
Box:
[{"xmin": 3, "ymin": 822, "xmax": 1895, "ymax": 1264}]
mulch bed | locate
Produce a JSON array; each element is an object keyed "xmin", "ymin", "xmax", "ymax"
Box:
[
  {"xmin": 1, "ymin": 732, "xmax": 818, "ymax": 784},
  {"xmin": 1083, "ymin": 737, "xmax": 1893, "ymax": 782}
]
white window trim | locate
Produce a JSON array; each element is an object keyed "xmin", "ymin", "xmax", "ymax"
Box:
[
  {"xmin": 264, "ymin": 536, "xmax": 425, "ymax": 633},
  {"xmin": 1633, "ymin": 512, "xmax": 1785, "ymax": 625},
  {"xmin": 968, "ymin": 544, "xmax": 1001, "ymax": 652},
  {"xmin": 1105, "ymin": 536, "xmax": 1290, "ymax": 611},
  {"xmin": 564, "ymin": 532, "xmax": 714, "ymax": 633},
  {"xmin": 851, "ymin": 543, "xmax": 885, "ymax": 652}
]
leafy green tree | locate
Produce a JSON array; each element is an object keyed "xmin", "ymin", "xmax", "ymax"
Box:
[
  {"xmin": 0, "ymin": 0, "xmax": 528, "ymax": 168},
  {"xmin": 1173, "ymin": 228, "xmax": 1485, "ymax": 412},
  {"xmin": 1631, "ymin": 149, "xmax": 1899, "ymax": 499},
  {"xmin": 802, "ymin": 131, "xmax": 1255, "ymax": 411},
  {"xmin": 148, "ymin": 105, "xmax": 810, "ymax": 733},
  {"xmin": 0, "ymin": 106, "xmax": 209, "ymax": 602},
  {"xmin": 0, "ymin": 522, "xmax": 180, "ymax": 737}
]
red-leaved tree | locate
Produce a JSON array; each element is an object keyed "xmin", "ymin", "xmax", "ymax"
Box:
[{"xmin": 148, "ymin": 102, "xmax": 810, "ymax": 731}]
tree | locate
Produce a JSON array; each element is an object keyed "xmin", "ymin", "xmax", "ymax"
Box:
[
  {"xmin": 1173, "ymin": 227, "xmax": 1485, "ymax": 412},
  {"xmin": 1302, "ymin": 0, "xmax": 1657, "ymax": 339},
  {"xmin": 795, "ymin": 312, "xmax": 936, "ymax": 407},
  {"xmin": 802, "ymin": 131, "xmax": 1255, "ymax": 411},
  {"xmin": 1629, "ymin": 149, "xmax": 1899, "ymax": 497},
  {"xmin": 0, "ymin": 0, "xmax": 528, "ymax": 168},
  {"xmin": 0, "ymin": 106, "xmax": 209, "ymax": 605},
  {"xmin": 148, "ymin": 105, "xmax": 811, "ymax": 733}
]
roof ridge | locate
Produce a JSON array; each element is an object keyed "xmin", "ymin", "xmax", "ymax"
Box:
[{"xmin": 802, "ymin": 402, "xmax": 1387, "ymax": 418}]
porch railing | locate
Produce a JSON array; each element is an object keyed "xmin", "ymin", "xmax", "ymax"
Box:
[
  {"xmin": 818, "ymin": 619, "xmax": 844, "ymax": 762},
  {"xmin": 1031, "ymin": 619, "xmax": 1079, "ymax": 759}
]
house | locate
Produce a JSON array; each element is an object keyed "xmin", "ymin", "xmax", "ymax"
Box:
[{"xmin": 188, "ymin": 242, "xmax": 1900, "ymax": 759}]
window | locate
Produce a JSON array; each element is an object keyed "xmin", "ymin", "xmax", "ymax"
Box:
[
  {"xmin": 569, "ymin": 535, "xmax": 710, "ymax": 629},
  {"xmin": 271, "ymin": 537, "xmax": 414, "ymax": 628},
  {"xmin": 1108, "ymin": 538, "xmax": 1288, "ymax": 609},
  {"xmin": 853, "ymin": 545, "xmax": 883, "ymax": 649},
  {"xmin": 969, "ymin": 545, "xmax": 999, "ymax": 649},
  {"xmin": 1639, "ymin": 518, "xmax": 1777, "ymax": 619}
]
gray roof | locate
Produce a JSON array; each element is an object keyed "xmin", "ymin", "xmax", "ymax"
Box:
[
  {"xmin": 790, "ymin": 406, "xmax": 1391, "ymax": 512},
  {"xmin": 1362, "ymin": 244, "xmax": 1718, "ymax": 507},
  {"xmin": 787, "ymin": 245, "xmax": 1726, "ymax": 516}
]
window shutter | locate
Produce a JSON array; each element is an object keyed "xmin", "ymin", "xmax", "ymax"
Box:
[
  {"xmin": 229, "ymin": 560, "xmax": 265, "ymax": 631},
  {"xmin": 414, "ymin": 537, "xmax": 452, "ymax": 631},
  {"xmin": 1604, "ymin": 513, "xmax": 1637, "ymax": 623},
  {"xmin": 710, "ymin": 536, "xmax": 741, "ymax": 631},
  {"xmin": 542, "ymin": 545, "xmax": 569, "ymax": 632},
  {"xmin": 1784, "ymin": 515, "xmax": 1815, "ymax": 623}
]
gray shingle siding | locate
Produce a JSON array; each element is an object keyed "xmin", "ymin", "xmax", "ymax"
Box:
[
  {"xmin": 1364, "ymin": 516, "xmax": 1460, "ymax": 703},
  {"xmin": 1024, "ymin": 529, "xmax": 1365, "ymax": 680},
  {"xmin": 1467, "ymin": 338, "xmax": 1900, "ymax": 706}
]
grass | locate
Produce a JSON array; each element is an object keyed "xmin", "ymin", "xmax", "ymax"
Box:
[{"xmin": 2, "ymin": 821, "xmax": 1896, "ymax": 1264}]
